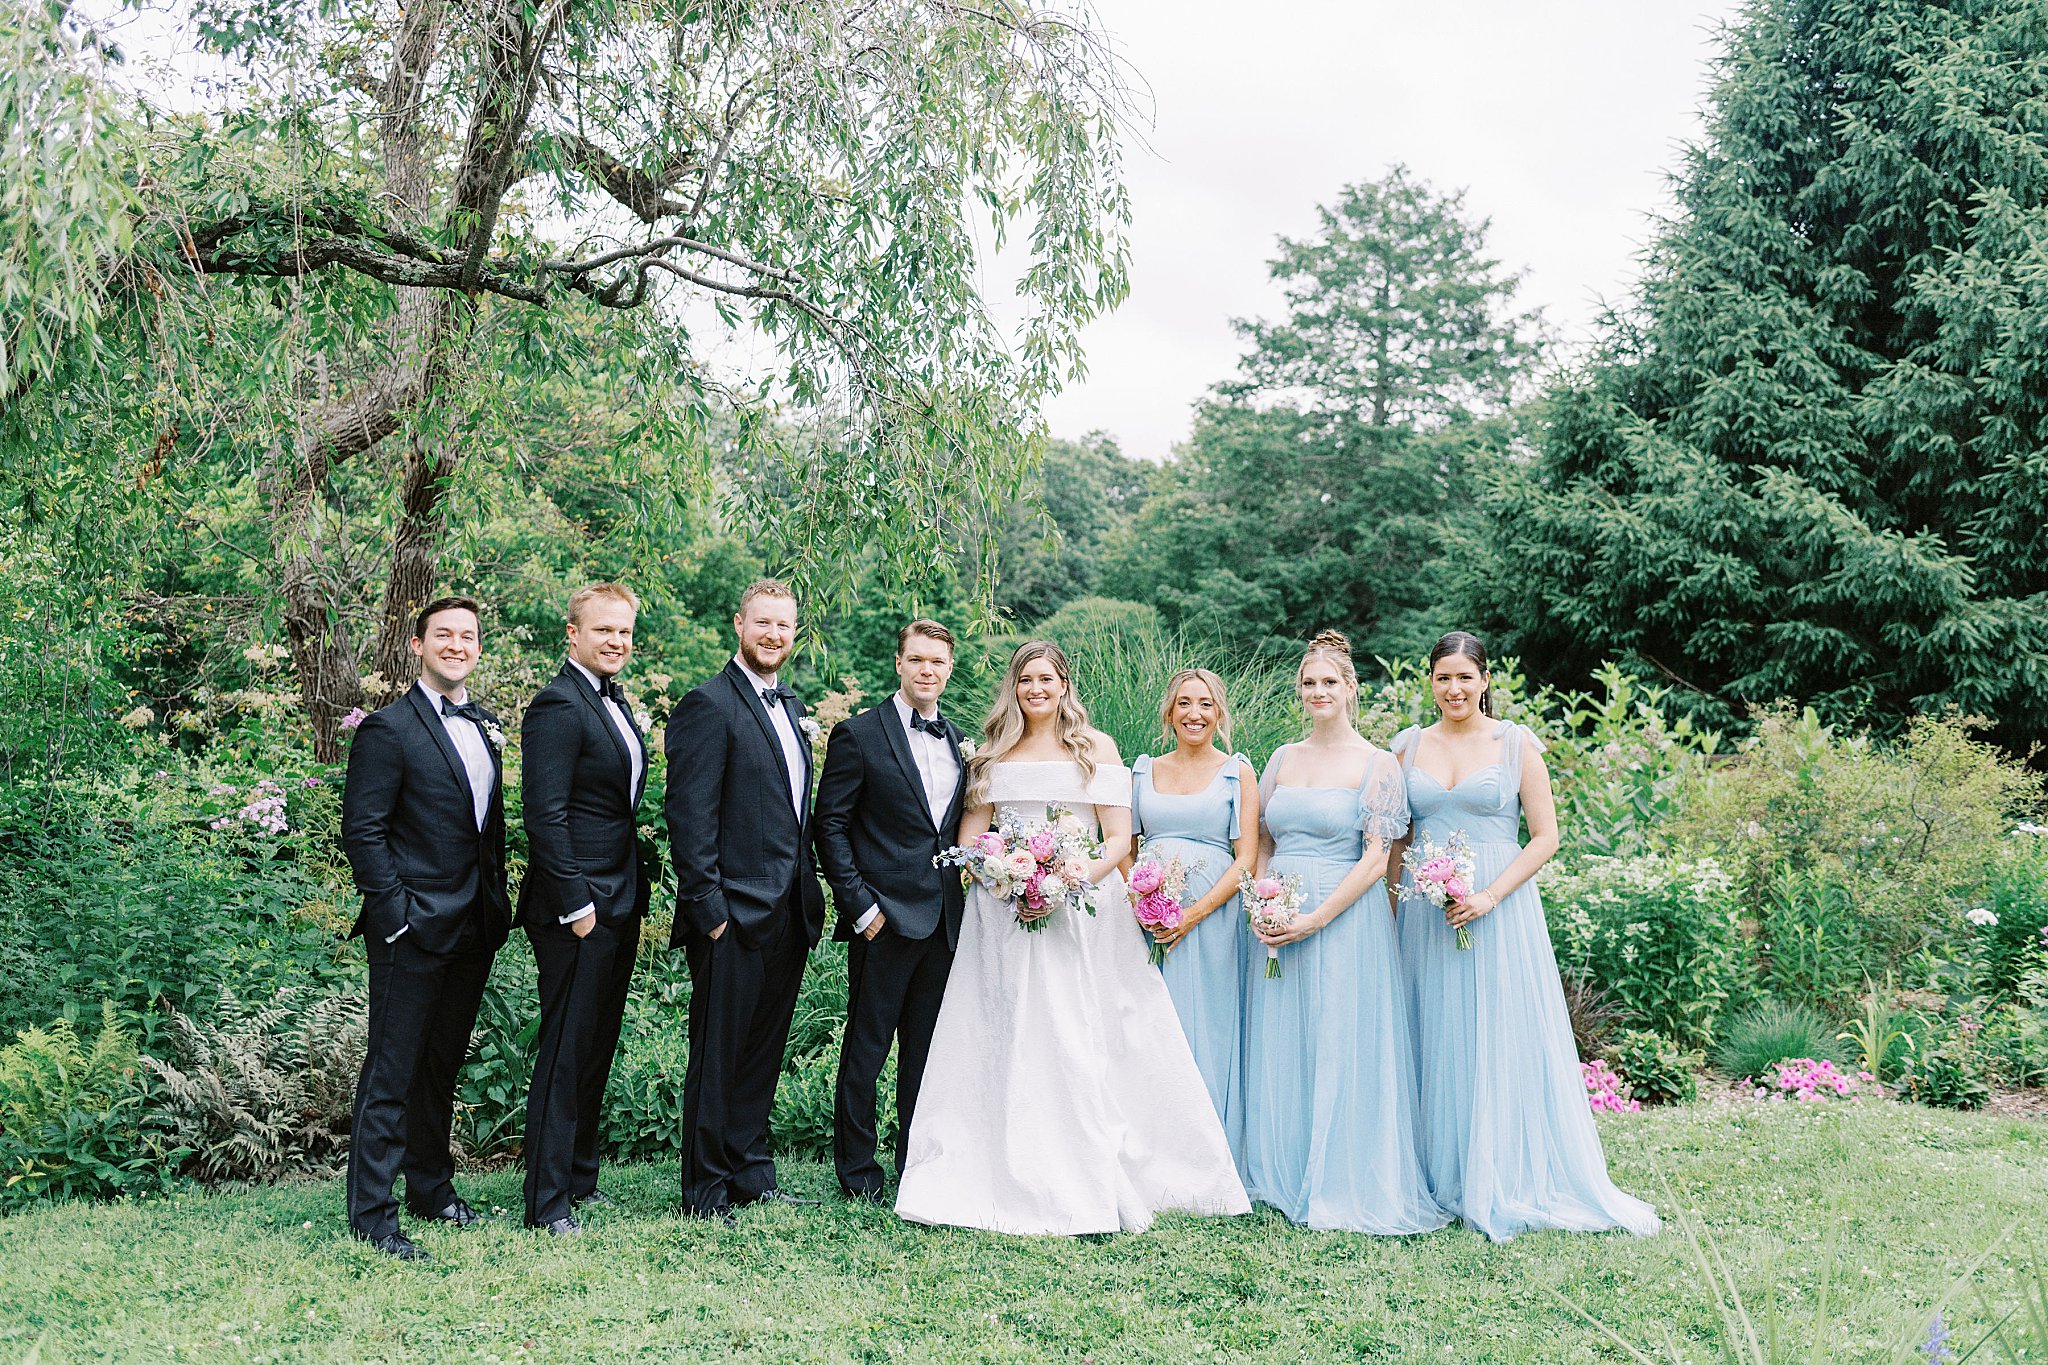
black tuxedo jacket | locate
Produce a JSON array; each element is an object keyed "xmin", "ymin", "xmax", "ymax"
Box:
[
  {"xmin": 812, "ymin": 701, "xmax": 967, "ymax": 948},
  {"xmin": 517, "ymin": 664, "xmax": 656, "ymax": 930},
  {"xmin": 341, "ymin": 685, "xmax": 511, "ymax": 956},
  {"xmin": 663, "ymin": 660, "xmax": 825, "ymax": 951}
]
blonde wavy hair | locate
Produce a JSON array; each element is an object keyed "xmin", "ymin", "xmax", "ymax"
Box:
[
  {"xmin": 1298, "ymin": 629, "xmax": 1361, "ymax": 726},
  {"xmin": 1156, "ymin": 667, "xmax": 1233, "ymax": 753},
  {"xmin": 965, "ymin": 639, "xmax": 1096, "ymax": 806}
]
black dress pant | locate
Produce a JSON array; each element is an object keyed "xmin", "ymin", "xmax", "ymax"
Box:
[
  {"xmin": 834, "ymin": 926, "xmax": 953, "ymax": 1197},
  {"xmin": 679, "ymin": 909, "xmax": 807, "ymax": 1214},
  {"xmin": 348, "ymin": 929, "xmax": 495, "ymax": 1239},
  {"xmin": 522, "ymin": 914, "xmax": 640, "ymax": 1226}
]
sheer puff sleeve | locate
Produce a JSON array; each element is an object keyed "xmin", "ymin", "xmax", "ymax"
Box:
[{"xmin": 1357, "ymin": 749, "xmax": 1411, "ymax": 844}]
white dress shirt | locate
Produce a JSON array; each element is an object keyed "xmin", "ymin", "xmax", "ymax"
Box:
[
  {"xmin": 556, "ymin": 658, "xmax": 645, "ymax": 926},
  {"xmin": 734, "ymin": 655, "xmax": 807, "ymax": 816},
  {"xmin": 390, "ymin": 679, "xmax": 495, "ymax": 942},
  {"xmin": 854, "ymin": 693, "xmax": 959, "ymax": 936}
]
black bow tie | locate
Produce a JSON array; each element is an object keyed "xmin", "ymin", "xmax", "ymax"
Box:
[
  {"xmin": 759, "ymin": 683, "xmax": 794, "ymax": 708},
  {"xmin": 441, "ymin": 697, "xmax": 485, "ymax": 724},
  {"xmin": 909, "ymin": 711, "xmax": 946, "ymax": 737},
  {"xmin": 597, "ymin": 676, "xmax": 625, "ymax": 705}
]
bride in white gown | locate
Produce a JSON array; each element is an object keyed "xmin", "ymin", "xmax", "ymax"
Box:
[{"xmin": 895, "ymin": 640, "xmax": 1249, "ymax": 1235}]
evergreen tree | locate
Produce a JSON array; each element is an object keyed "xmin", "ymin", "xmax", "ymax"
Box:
[
  {"xmin": 1464, "ymin": 0, "xmax": 2048, "ymax": 749},
  {"xmin": 1119, "ymin": 167, "xmax": 1542, "ymax": 658}
]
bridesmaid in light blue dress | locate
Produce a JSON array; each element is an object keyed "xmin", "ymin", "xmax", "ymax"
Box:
[
  {"xmin": 1130, "ymin": 667, "xmax": 1260, "ymax": 1170},
  {"xmin": 1241, "ymin": 632, "xmax": 1449, "ymax": 1235},
  {"xmin": 1390, "ymin": 631, "xmax": 1657, "ymax": 1242}
]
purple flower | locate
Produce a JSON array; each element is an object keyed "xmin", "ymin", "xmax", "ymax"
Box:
[
  {"xmin": 1921, "ymin": 1312, "xmax": 1956, "ymax": 1364},
  {"xmin": 339, "ymin": 707, "xmax": 369, "ymax": 732},
  {"xmin": 302, "ymin": 776, "xmax": 324, "ymax": 788}
]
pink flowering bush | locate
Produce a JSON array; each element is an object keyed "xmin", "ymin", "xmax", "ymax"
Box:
[
  {"xmin": 209, "ymin": 779, "xmax": 289, "ymax": 836},
  {"xmin": 1751, "ymin": 1057, "xmax": 1866, "ymax": 1103},
  {"xmin": 1582, "ymin": 1059, "xmax": 1641, "ymax": 1113}
]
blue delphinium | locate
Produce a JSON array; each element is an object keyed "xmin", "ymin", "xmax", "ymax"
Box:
[{"xmin": 1921, "ymin": 1311, "xmax": 1956, "ymax": 1364}]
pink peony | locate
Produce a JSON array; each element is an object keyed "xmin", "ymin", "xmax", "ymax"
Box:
[
  {"xmin": 1417, "ymin": 856, "xmax": 1457, "ymax": 881},
  {"xmin": 1444, "ymin": 876, "xmax": 1471, "ymax": 900},
  {"xmin": 1252, "ymin": 876, "xmax": 1284, "ymax": 901},
  {"xmin": 975, "ymin": 831, "xmax": 1007, "ymax": 857},
  {"xmin": 1128, "ymin": 861, "xmax": 1165, "ymax": 895},
  {"xmin": 1027, "ymin": 830, "xmax": 1058, "ymax": 863},
  {"xmin": 1023, "ymin": 869, "xmax": 1047, "ymax": 908}
]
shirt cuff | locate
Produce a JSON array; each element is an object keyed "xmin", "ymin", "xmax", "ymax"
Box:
[
  {"xmin": 384, "ymin": 924, "xmax": 409, "ymax": 944},
  {"xmin": 561, "ymin": 904, "xmax": 596, "ymax": 925},
  {"xmin": 852, "ymin": 905, "xmax": 882, "ymax": 934}
]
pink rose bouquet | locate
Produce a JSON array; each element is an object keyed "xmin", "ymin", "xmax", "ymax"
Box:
[
  {"xmin": 1401, "ymin": 830, "xmax": 1479, "ymax": 950},
  {"xmin": 935, "ymin": 805, "xmax": 1099, "ymax": 932},
  {"xmin": 1128, "ymin": 847, "xmax": 1189, "ymax": 966},
  {"xmin": 1240, "ymin": 870, "xmax": 1302, "ymax": 979}
]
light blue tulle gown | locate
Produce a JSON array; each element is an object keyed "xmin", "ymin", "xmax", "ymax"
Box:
[
  {"xmin": 1394, "ymin": 721, "xmax": 1658, "ymax": 1242},
  {"xmin": 1240, "ymin": 745, "xmax": 1449, "ymax": 1234},
  {"xmin": 1131, "ymin": 753, "xmax": 1251, "ymax": 1171}
]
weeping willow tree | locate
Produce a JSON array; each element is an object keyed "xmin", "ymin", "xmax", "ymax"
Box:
[{"xmin": 3, "ymin": 0, "xmax": 1134, "ymax": 755}]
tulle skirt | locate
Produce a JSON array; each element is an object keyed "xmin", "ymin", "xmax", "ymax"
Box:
[
  {"xmin": 1396, "ymin": 838, "xmax": 1658, "ymax": 1242},
  {"xmin": 1241, "ymin": 853, "xmax": 1448, "ymax": 1235},
  {"xmin": 1148, "ymin": 835, "xmax": 1247, "ymax": 1174}
]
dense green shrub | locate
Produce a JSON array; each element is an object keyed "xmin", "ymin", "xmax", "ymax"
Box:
[
  {"xmin": 1759, "ymin": 866, "xmax": 1883, "ymax": 1018},
  {"xmin": 455, "ymin": 957, "xmax": 542, "ymax": 1159},
  {"xmin": 601, "ymin": 1013, "xmax": 691, "ymax": 1164},
  {"xmin": 0, "ymin": 775, "xmax": 354, "ymax": 1037},
  {"xmin": 1902, "ymin": 1021, "xmax": 1995, "ymax": 1111},
  {"xmin": 1607, "ymin": 1029, "xmax": 1700, "ymax": 1106},
  {"xmin": 1978, "ymin": 837, "xmax": 2048, "ymax": 995},
  {"xmin": 0, "ymin": 1004, "xmax": 167, "ymax": 1207},
  {"xmin": 1673, "ymin": 708, "xmax": 2041, "ymax": 981},
  {"xmin": 141, "ymin": 986, "xmax": 363, "ymax": 1184},
  {"xmin": 1547, "ymin": 853, "xmax": 1743, "ymax": 1048},
  {"xmin": 1714, "ymin": 1000, "xmax": 1843, "ymax": 1081}
]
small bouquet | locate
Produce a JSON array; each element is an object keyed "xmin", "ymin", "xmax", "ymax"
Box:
[
  {"xmin": 1240, "ymin": 870, "xmax": 1302, "ymax": 979},
  {"xmin": 936, "ymin": 807, "xmax": 1097, "ymax": 932},
  {"xmin": 1128, "ymin": 848, "xmax": 1189, "ymax": 966},
  {"xmin": 1403, "ymin": 831, "xmax": 1479, "ymax": 950}
]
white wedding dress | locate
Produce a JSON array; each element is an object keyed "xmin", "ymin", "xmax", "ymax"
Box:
[{"xmin": 895, "ymin": 759, "xmax": 1251, "ymax": 1235}]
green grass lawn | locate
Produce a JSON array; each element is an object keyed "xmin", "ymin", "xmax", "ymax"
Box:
[{"xmin": 5, "ymin": 1100, "xmax": 2043, "ymax": 1364}]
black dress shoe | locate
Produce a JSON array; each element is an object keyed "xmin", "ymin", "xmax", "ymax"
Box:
[
  {"xmin": 571, "ymin": 1190, "xmax": 615, "ymax": 1210},
  {"xmin": 684, "ymin": 1204, "xmax": 738, "ymax": 1227},
  {"xmin": 412, "ymin": 1197, "xmax": 483, "ymax": 1227},
  {"xmin": 357, "ymin": 1231, "xmax": 430, "ymax": 1261},
  {"xmin": 532, "ymin": 1216, "xmax": 581, "ymax": 1237},
  {"xmin": 746, "ymin": 1188, "xmax": 819, "ymax": 1207}
]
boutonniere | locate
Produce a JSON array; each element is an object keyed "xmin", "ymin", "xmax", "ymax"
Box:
[
  {"xmin": 959, "ymin": 739, "xmax": 978, "ymax": 760},
  {"xmin": 799, "ymin": 717, "xmax": 822, "ymax": 742},
  {"xmin": 633, "ymin": 709, "xmax": 653, "ymax": 733},
  {"xmin": 482, "ymin": 720, "xmax": 506, "ymax": 751}
]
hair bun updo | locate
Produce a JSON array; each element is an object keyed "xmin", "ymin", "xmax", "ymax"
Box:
[{"xmin": 1308, "ymin": 629, "xmax": 1352, "ymax": 657}]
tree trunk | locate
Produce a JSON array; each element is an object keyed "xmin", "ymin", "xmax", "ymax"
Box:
[{"xmin": 369, "ymin": 433, "xmax": 460, "ymax": 693}]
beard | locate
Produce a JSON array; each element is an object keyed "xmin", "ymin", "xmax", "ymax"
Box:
[{"xmin": 739, "ymin": 638, "xmax": 789, "ymax": 677}]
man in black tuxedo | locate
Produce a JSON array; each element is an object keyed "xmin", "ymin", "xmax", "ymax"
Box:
[
  {"xmin": 517, "ymin": 583, "xmax": 654, "ymax": 1235},
  {"xmin": 664, "ymin": 578, "xmax": 826, "ymax": 1220},
  {"xmin": 340, "ymin": 595, "xmax": 510, "ymax": 1260},
  {"xmin": 813, "ymin": 619, "xmax": 967, "ymax": 1201}
]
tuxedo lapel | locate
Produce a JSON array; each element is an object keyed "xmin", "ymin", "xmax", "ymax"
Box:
[
  {"xmin": 406, "ymin": 685, "xmax": 477, "ymax": 814},
  {"xmin": 566, "ymin": 665, "xmax": 635, "ymax": 796},
  {"xmin": 724, "ymin": 663, "xmax": 795, "ymax": 804},
  {"xmin": 877, "ymin": 702, "xmax": 936, "ymax": 833}
]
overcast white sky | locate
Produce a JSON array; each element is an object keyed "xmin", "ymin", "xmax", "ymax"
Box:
[{"xmin": 1027, "ymin": 0, "xmax": 1744, "ymax": 461}]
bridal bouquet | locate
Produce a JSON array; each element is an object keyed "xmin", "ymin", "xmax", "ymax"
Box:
[
  {"xmin": 1128, "ymin": 848, "xmax": 1189, "ymax": 965},
  {"xmin": 1403, "ymin": 830, "xmax": 1479, "ymax": 950},
  {"xmin": 936, "ymin": 808, "xmax": 1096, "ymax": 932},
  {"xmin": 1240, "ymin": 871, "xmax": 1302, "ymax": 979}
]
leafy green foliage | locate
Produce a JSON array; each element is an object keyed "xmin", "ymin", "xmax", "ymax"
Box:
[
  {"xmin": 140, "ymin": 985, "xmax": 363, "ymax": 1184},
  {"xmin": 1607, "ymin": 1029, "xmax": 1701, "ymax": 1107},
  {"xmin": 1714, "ymin": 1000, "xmax": 1845, "ymax": 1081},
  {"xmin": 0, "ymin": 1003, "xmax": 163, "ymax": 1208},
  {"xmin": 1547, "ymin": 854, "xmax": 1746, "ymax": 1048},
  {"xmin": 1462, "ymin": 0, "xmax": 2048, "ymax": 751},
  {"xmin": 1902, "ymin": 1023, "xmax": 1995, "ymax": 1111}
]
